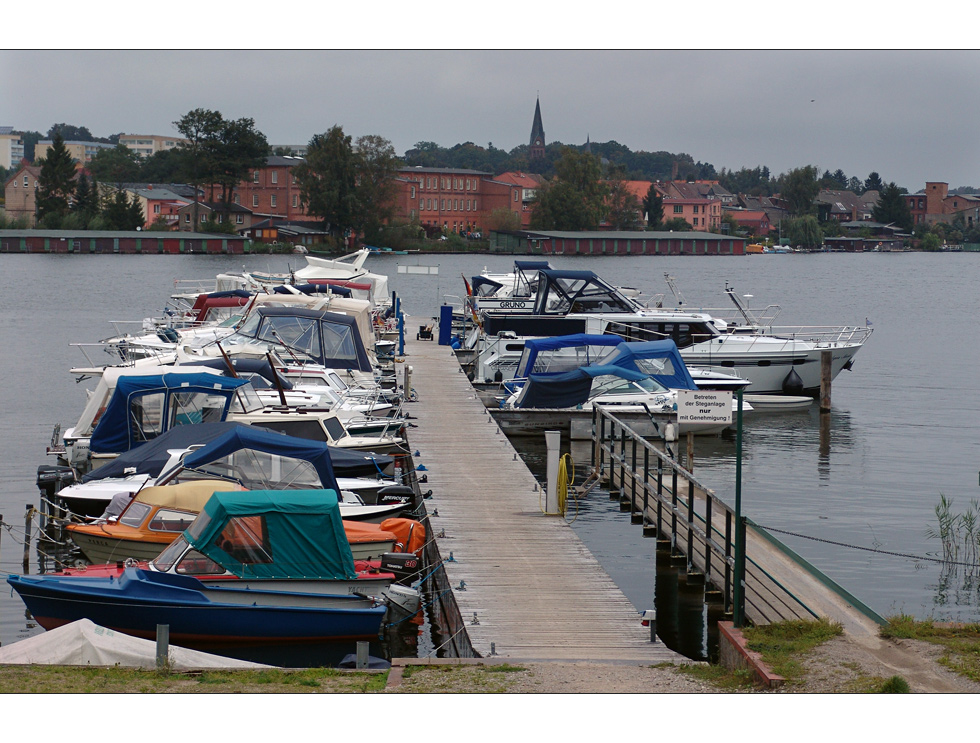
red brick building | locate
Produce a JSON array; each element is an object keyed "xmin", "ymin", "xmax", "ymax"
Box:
[
  {"xmin": 392, "ymin": 166, "xmax": 521, "ymax": 234},
  {"xmin": 227, "ymin": 155, "xmax": 309, "ymax": 221}
]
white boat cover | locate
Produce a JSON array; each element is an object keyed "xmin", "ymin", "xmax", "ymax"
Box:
[{"xmin": 0, "ymin": 619, "xmax": 273, "ymax": 669}]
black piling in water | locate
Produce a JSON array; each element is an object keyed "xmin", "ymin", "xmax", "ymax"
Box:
[{"xmin": 23, "ymin": 504, "xmax": 32, "ymax": 571}]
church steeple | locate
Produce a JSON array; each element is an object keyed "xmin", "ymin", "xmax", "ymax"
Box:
[{"xmin": 529, "ymin": 96, "xmax": 546, "ymax": 160}]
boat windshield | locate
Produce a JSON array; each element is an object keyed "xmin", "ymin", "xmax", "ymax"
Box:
[
  {"xmin": 152, "ymin": 534, "xmax": 190, "ymax": 572},
  {"xmin": 173, "ymin": 450, "xmax": 324, "ymax": 490},
  {"xmin": 590, "ymin": 375, "xmax": 669, "ymax": 397},
  {"xmin": 119, "ymin": 501, "xmax": 152, "ymax": 528}
]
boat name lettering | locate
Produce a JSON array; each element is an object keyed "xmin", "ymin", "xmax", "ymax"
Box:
[{"xmin": 499, "ymin": 301, "xmax": 527, "ymax": 309}]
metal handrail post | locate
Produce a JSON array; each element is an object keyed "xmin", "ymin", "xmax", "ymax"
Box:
[{"xmin": 733, "ymin": 388, "xmax": 746, "ymax": 627}]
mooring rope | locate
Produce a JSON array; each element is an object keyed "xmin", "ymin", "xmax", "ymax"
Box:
[{"xmin": 756, "ymin": 522, "xmax": 980, "ymax": 569}]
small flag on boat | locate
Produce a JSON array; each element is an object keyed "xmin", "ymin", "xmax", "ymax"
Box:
[{"xmin": 866, "ymin": 318, "xmax": 873, "ymax": 327}]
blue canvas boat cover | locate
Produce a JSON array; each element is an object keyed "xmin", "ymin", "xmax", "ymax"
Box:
[
  {"xmin": 470, "ymin": 276, "xmax": 504, "ymax": 296},
  {"xmin": 180, "ymin": 424, "xmax": 341, "ymax": 492},
  {"xmin": 90, "ymin": 373, "xmax": 250, "ymax": 454},
  {"xmin": 184, "ymin": 489, "xmax": 357, "ymax": 579},
  {"xmin": 82, "ymin": 422, "xmax": 392, "ymax": 482},
  {"xmin": 516, "ymin": 365, "xmax": 648, "ymax": 409},
  {"xmin": 516, "ymin": 334, "xmax": 624, "ymax": 378},
  {"xmin": 513, "ymin": 260, "xmax": 552, "ymax": 270},
  {"xmin": 602, "ymin": 340, "xmax": 699, "ymax": 391}
]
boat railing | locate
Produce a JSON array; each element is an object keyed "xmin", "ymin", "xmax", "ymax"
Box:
[
  {"xmin": 746, "ymin": 324, "xmax": 873, "ymax": 345},
  {"xmin": 172, "ymin": 278, "xmax": 220, "ymax": 296}
]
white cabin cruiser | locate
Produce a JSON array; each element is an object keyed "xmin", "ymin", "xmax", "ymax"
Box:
[{"xmin": 472, "ymin": 269, "xmax": 871, "ymax": 396}]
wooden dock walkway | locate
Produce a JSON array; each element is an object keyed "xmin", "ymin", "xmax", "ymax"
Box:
[{"xmin": 401, "ymin": 329, "xmax": 687, "ymax": 663}]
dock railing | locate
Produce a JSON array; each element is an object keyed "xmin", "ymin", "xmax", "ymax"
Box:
[{"xmin": 591, "ymin": 405, "xmax": 820, "ymax": 626}]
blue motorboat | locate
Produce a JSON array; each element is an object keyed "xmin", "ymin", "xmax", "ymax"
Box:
[{"xmin": 8, "ymin": 490, "xmax": 391, "ymax": 646}]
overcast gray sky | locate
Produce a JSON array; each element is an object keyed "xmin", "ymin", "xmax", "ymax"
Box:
[{"xmin": 4, "ymin": 49, "xmax": 979, "ymax": 191}]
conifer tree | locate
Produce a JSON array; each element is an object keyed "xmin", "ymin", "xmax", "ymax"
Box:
[{"xmin": 36, "ymin": 132, "xmax": 77, "ymax": 221}]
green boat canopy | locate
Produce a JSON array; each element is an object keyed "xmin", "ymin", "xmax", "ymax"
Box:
[{"xmin": 183, "ymin": 489, "xmax": 357, "ymax": 580}]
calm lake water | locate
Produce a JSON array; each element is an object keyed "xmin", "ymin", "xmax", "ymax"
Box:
[{"xmin": 2, "ymin": 250, "xmax": 979, "ymax": 657}]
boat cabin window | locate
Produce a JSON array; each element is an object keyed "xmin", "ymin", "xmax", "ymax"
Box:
[
  {"xmin": 322, "ymin": 416, "xmax": 347, "ymax": 441},
  {"xmin": 257, "ymin": 316, "xmax": 321, "ymax": 360},
  {"xmin": 174, "ymin": 549, "xmax": 225, "ymax": 575},
  {"xmin": 214, "ymin": 515, "xmax": 273, "ymax": 565},
  {"xmin": 147, "ymin": 508, "xmax": 195, "ymax": 533},
  {"xmin": 169, "ymin": 391, "xmax": 228, "ymax": 427},
  {"xmin": 119, "ymin": 501, "xmax": 153, "ymax": 528},
  {"xmin": 603, "ymin": 322, "xmax": 715, "ymax": 348},
  {"xmin": 320, "ymin": 324, "xmax": 359, "ymax": 366},
  {"xmin": 152, "ymin": 535, "xmax": 191, "ymax": 572},
  {"xmin": 252, "ymin": 419, "xmax": 329, "ymax": 443},
  {"xmin": 228, "ymin": 384, "xmax": 265, "ymax": 414},
  {"xmin": 129, "ymin": 393, "xmax": 166, "ymax": 442}
]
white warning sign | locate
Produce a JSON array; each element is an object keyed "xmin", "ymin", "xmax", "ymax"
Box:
[{"xmin": 676, "ymin": 389, "xmax": 733, "ymax": 425}]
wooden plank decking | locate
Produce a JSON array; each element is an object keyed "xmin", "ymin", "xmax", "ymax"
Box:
[{"xmin": 401, "ymin": 329, "xmax": 688, "ymax": 663}]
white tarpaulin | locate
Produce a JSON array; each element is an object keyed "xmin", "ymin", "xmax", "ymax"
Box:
[{"xmin": 0, "ymin": 619, "xmax": 274, "ymax": 670}]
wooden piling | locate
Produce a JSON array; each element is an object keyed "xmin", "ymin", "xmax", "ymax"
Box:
[
  {"xmin": 23, "ymin": 504, "xmax": 32, "ymax": 570},
  {"xmin": 820, "ymin": 349, "xmax": 832, "ymax": 412}
]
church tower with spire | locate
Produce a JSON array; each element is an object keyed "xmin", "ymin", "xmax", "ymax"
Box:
[{"xmin": 529, "ymin": 96, "xmax": 546, "ymax": 160}]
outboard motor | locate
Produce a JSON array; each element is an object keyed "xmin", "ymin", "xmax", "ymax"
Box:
[
  {"xmin": 376, "ymin": 484, "xmax": 415, "ymax": 506},
  {"xmin": 782, "ymin": 368, "xmax": 805, "ymax": 395},
  {"xmin": 380, "ymin": 552, "xmax": 424, "ymax": 584},
  {"xmin": 381, "ymin": 583, "xmax": 422, "ymax": 619},
  {"xmin": 36, "ymin": 465, "xmax": 75, "ymax": 500}
]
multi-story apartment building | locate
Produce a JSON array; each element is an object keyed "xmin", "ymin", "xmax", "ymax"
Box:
[
  {"xmin": 118, "ymin": 134, "xmax": 187, "ymax": 158},
  {"xmin": 227, "ymin": 155, "xmax": 308, "ymax": 220},
  {"xmin": 0, "ymin": 127, "xmax": 25, "ymax": 169},
  {"xmin": 34, "ymin": 139, "xmax": 114, "ymax": 165},
  {"xmin": 662, "ymin": 197, "xmax": 721, "ymax": 230}
]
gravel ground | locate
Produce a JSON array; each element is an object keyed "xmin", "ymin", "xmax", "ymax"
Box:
[{"xmin": 389, "ymin": 633, "xmax": 980, "ymax": 693}]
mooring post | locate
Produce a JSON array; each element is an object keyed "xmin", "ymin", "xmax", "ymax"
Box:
[
  {"xmin": 820, "ymin": 349, "xmax": 832, "ymax": 412},
  {"xmin": 23, "ymin": 504, "xmax": 32, "ymax": 571},
  {"xmin": 733, "ymin": 390, "xmax": 746, "ymax": 628},
  {"xmin": 545, "ymin": 430, "xmax": 561, "ymax": 515},
  {"xmin": 356, "ymin": 641, "xmax": 369, "ymax": 669},
  {"xmin": 686, "ymin": 431, "xmax": 694, "ymax": 474},
  {"xmin": 156, "ymin": 624, "xmax": 170, "ymax": 669}
]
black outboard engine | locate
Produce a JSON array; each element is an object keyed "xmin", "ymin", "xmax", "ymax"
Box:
[
  {"xmin": 36, "ymin": 465, "xmax": 75, "ymax": 500},
  {"xmin": 376, "ymin": 484, "xmax": 415, "ymax": 506},
  {"xmin": 380, "ymin": 552, "xmax": 424, "ymax": 584}
]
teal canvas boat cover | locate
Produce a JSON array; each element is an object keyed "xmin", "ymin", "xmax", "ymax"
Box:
[{"xmin": 183, "ymin": 489, "xmax": 357, "ymax": 580}]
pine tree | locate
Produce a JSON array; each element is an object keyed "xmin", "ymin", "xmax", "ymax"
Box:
[
  {"xmin": 36, "ymin": 132, "xmax": 77, "ymax": 221},
  {"xmin": 872, "ymin": 183, "xmax": 913, "ymax": 232}
]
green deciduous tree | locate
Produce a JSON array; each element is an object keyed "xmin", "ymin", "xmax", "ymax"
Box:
[
  {"xmin": 606, "ymin": 179, "xmax": 642, "ymax": 230},
  {"xmin": 785, "ymin": 214, "xmax": 823, "ymax": 248},
  {"xmin": 781, "ymin": 166, "xmax": 820, "ymax": 216},
  {"xmin": 174, "ymin": 108, "xmax": 225, "ymax": 228},
  {"xmin": 88, "ymin": 145, "xmax": 143, "ymax": 186},
  {"xmin": 294, "ymin": 125, "xmax": 359, "ymax": 240},
  {"xmin": 529, "ymin": 148, "xmax": 607, "ymax": 230},
  {"xmin": 214, "ymin": 117, "xmax": 269, "ymax": 207},
  {"xmin": 36, "ymin": 132, "xmax": 77, "ymax": 222},
  {"xmin": 352, "ymin": 134, "xmax": 400, "ymax": 243}
]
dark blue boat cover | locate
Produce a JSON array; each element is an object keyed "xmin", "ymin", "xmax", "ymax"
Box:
[
  {"xmin": 90, "ymin": 373, "xmax": 250, "ymax": 454},
  {"xmin": 516, "ymin": 334, "xmax": 624, "ymax": 378},
  {"xmin": 83, "ymin": 422, "xmax": 392, "ymax": 482},
  {"xmin": 516, "ymin": 365, "xmax": 650, "ymax": 409},
  {"xmin": 602, "ymin": 340, "xmax": 699, "ymax": 391}
]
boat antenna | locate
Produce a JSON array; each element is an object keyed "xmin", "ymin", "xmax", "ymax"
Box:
[
  {"xmin": 663, "ymin": 273, "xmax": 685, "ymax": 307},
  {"xmin": 725, "ymin": 282, "xmax": 760, "ymax": 326}
]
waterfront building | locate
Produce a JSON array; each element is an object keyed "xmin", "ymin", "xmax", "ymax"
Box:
[
  {"xmin": 904, "ymin": 181, "xmax": 980, "ymax": 227},
  {"xmin": 34, "ymin": 140, "xmax": 115, "ymax": 165},
  {"xmin": 0, "ymin": 127, "xmax": 25, "ymax": 170},
  {"xmin": 226, "ymin": 155, "xmax": 308, "ymax": 221},
  {"xmin": 176, "ymin": 200, "xmax": 254, "ymax": 232},
  {"xmin": 2, "ymin": 163, "xmax": 41, "ymax": 225},
  {"xmin": 118, "ymin": 134, "xmax": 187, "ymax": 158}
]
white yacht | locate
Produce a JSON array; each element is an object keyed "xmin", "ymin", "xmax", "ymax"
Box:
[{"xmin": 471, "ymin": 269, "xmax": 871, "ymax": 396}]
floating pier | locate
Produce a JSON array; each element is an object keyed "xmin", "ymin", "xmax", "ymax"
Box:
[{"xmin": 402, "ymin": 327, "xmax": 687, "ymax": 663}]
